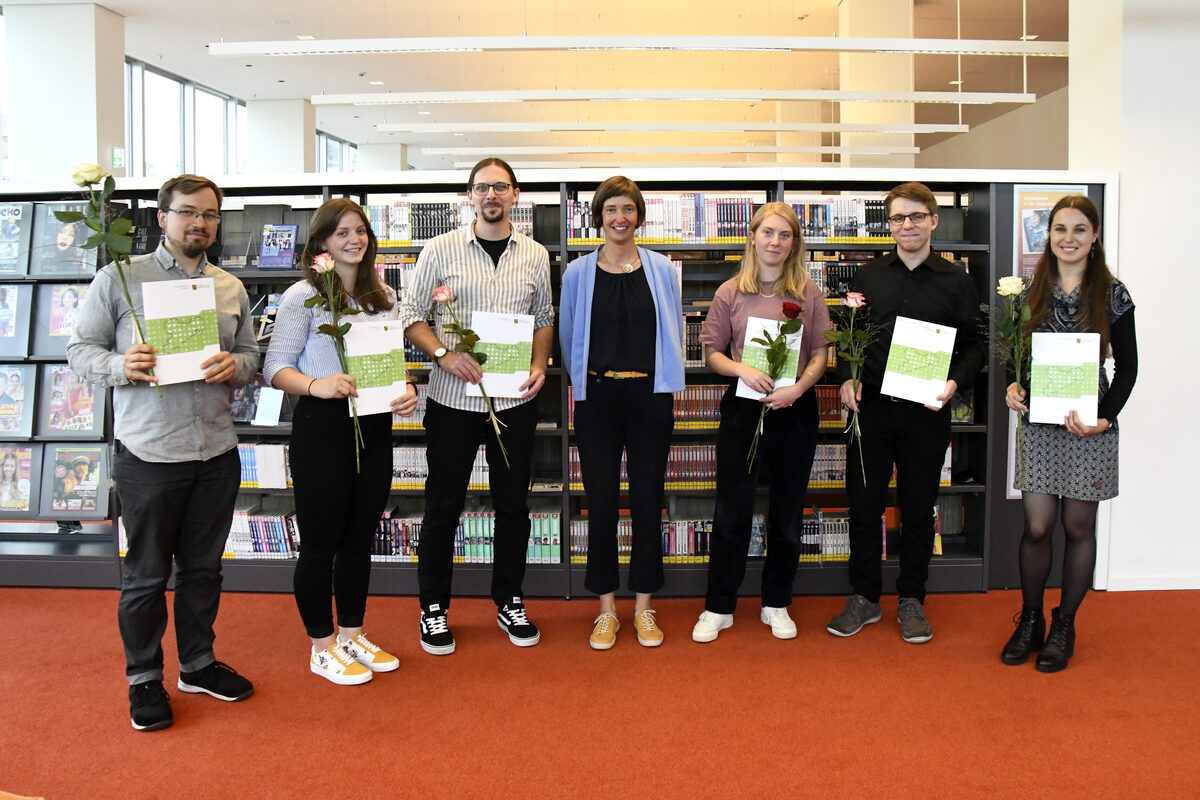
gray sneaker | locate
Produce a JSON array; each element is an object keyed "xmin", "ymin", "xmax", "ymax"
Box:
[
  {"xmin": 827, "ymin": 594, "xmax": 882, "ymax": 637},
  {"xmin": 898, "ymin": 597, "xmax": 933, "ymax": 644}
]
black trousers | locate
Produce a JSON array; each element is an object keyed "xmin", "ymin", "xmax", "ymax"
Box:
[
  {"xmin": 418, "ymin": 397, "xmax": 537, "ymax": 608},
  {"xmin": 574, "ymin": 375, "xmax": 674, "ymax": 596},
  {"xmin": 846, "ymin": 392, "xmax": 951, "ymax": 603},
  {"xmin": 705, "ymin": 383, "xmax": 819, "ymax": 613},
  {"xmin": 113, "ymin": 443, "xmax": 240, "ymax": 685},
  {"xmin": 289, "ymin": 396, "xmax": 393, "ymax": 639}
]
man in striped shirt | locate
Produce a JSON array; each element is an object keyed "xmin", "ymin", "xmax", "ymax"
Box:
[{"xmin": 399, "ymin": 158, "xmax": 554, "ymax": 655}]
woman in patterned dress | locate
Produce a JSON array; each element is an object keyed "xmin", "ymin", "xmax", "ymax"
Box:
[{"xmin": 1000, "ymin": 195, "xmax": 1137, "ymax": 673}]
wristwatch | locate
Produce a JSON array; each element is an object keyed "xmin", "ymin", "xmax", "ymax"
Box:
[{"xmin": 433, "ymin": 346, "xmax": 447, "ymax": 364}]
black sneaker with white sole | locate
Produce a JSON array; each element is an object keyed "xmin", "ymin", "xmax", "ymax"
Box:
[
  {"xmin": 177, "ymin": 660, "xmax": 254, "ymax": 702},
  {"xmin": 497, "ymin": 597, "xmax": 540, "ymax": 647},
  {"xmin": 129, "ymin": 680, "xmax": 172, "ymax": 731},
  {"xmin": 420, "ymin": 603, "xmax": 456, "ymax": 655}
]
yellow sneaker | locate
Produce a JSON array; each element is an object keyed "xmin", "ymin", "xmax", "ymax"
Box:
[
  {"xmin": 589, "ymin": 611, "xmax": 619, "ymax": 650},
  {"xmin": 634, "ymin": 609, "xmax": 664, "ymax": 648},
  {"xmin": 339, "ymin": 633, "xmax": 400, "ymax": 673},
  {"xmin": 310, "ymin": 644, "xmax": 372, "ymax": 685}
]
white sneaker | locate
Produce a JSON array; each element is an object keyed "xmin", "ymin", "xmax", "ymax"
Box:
[
  {"xmin": 310, "ymin": 644, "xmax": 372, "ymax": 686},
  {"xmin": 339, "ymin": 633, "xmax": 400, "ymax": 672},
  {"xmin": 692, "ymin": 610, "xmax": 734, "ymax": 643},
  {"xmin": 760, "ymin": 606, "xmax": 797, "ymax": 640}
]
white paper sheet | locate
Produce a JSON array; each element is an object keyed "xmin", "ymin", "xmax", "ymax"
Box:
[
  {"xmin": 342, "ymin": 319, "xmax": 408, "ymax": 417},
  {"xmin": 1029, "ymin": 332, "xmax": 1100, "ymax": 425},
  {"xmin": 880, "ymin": 315, "xmax": 957, "ymax": 407},
  {"xmin": 735, "ymin": 315, "xmax": 803, "ymax": 400},
  {"xmin": 251, "ymin": 387, "xmax": 285, "ymax": 426},
  {"xmin": 464, "ymin": 311, "xmax": 535, "ymax": 399},
  {"xmin": 140, "ymin": 278, "xmax": 220, "ymax": 385}
]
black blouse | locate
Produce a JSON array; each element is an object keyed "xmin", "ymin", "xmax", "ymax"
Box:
[{"xmin": 587, "ymin": 267, "xmax": 656, "ymax": 375}]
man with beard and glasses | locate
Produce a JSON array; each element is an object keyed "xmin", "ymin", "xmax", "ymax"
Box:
[
  {"xmin": 399, "ymin": 158, "xmax": 554, "ymax": 655},
  {"xmin": 68, "ymin": 174, "xmax": 260, "ymax": 732}
]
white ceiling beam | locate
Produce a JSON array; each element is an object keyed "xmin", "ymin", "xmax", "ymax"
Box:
[
  {"xmin": 209, "ymin": 35, "xmax": 1067, "ymax": 58},
  {"xmin": 377, "ymin": 121, "xmax": 969, "ymax": 134},
  {"xmin": 315, "ymin": 89, "xmax": 1034, "ymax": 106},
  {"xmin": 424, "ymin": 145, "xmax": 921, "ymax": 156}
]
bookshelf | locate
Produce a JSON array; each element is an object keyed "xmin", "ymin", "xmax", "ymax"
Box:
[{"xmin": 0, "ymin": 168, "xmax": 1117, "ymax": 597}]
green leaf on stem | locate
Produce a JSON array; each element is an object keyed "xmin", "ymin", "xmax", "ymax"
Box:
[
  {"xmin": 472, "ymin": 352, "xmax": 488, "ymax": 365},
  {"xmin": 82, "ymin": 232, "xmax": 105, "ymax": 249},
  {"xmin": 303, "ymin": 295, "xmax": 324, "ymax": 308},
  {"xmin": 83, "ymin": 216, "xmax": 103, "ymax": 233},
  {"xmin": 1020, "ymin": 304, "xmax": 1031, "ymax": 321},
  {"xmin": 103, "ymin": 233, "xmax": 131, "ymax": 255},
  {"xmin": 823, "ymin": 330, "xmax": 842, "ymax": 343},
  {"xmin": 102, "ymin": 175, "xmax": 116, "ymax": 200},
  {"xmin": 460, "ymin": 333, "xmax": 479, "ymax": 349},
  {"xmin": 318, "ymin": 323, "xmax": 340, "ymax": 337},
  {"xmin": 109, "ymin": 217, "xmax": 133, "ymax": 236},
  {"xmin": 750, "ymin": 336, "xmax": 770, "ymax": 348},
  {"xmin": 337, "ymin": 322, "xmax": 351, "ymax": 337},
  {"xmin": 54, "ymin": 211, "xmax": 87, "ymax": 224}
]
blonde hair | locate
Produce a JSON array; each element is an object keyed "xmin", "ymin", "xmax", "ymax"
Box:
[{"xmin": 735, "ymin": 201, "xmax": 809, "ymax": 300}]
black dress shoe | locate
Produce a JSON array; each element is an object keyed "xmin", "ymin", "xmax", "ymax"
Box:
[
  {"xmin": 1036, "ymin": 607, "xmax": 1076, "ymax": 673},
  {"xmin": 1001, "ymin": 605, "xmax": 1046, "ymax": 666}
]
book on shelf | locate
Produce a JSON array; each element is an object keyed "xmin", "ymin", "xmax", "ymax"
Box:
[
  {"xmin": 29, "ymin": 202, "xmax": 98, "ymax": 277},
  {"xmin": 0, "ymin": 283, "xmax": 34, "ymax": 358},
  {"xmin": 0, "ymin": 442, "xmax": 42, "ymax": 518},
  {"xmin": 565, "ymin": 194, "xmax": 757, "ymax": 245},
  {"xmin": 38, "ymin": 442, "xmax": 109, "ymax": 519},
  {"xmin": 230, "ymin": 375, "xmax": 291, "ymax": 426},
  {"xmin": 0, "ymin": 363, "xmax": 36, "ymax": 439},
  {"xmin": 790, "ymin": 196, "xmax": 892, "ymax": 244},
  {"xmin": 37, "ymin": 363, "xmax": 107, "ymax": 440},
  {"xmin": 258, "ymin": 223, "xmax": 299, "ymax": 269},
  {"xmin": 363, "ymin": 199, "xmax": 535, "ymax": 247},
  {"xmin": 0, "ymin": 203, "xmax": 33, "ymax": 276}
]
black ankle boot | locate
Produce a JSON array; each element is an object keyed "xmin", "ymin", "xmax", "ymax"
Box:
[
  {"xmin": 1001, "ymin": 605, "xmax": 1045, "ymax": 665},
  {"xmin": 1036, "ymin": 607, "xmax": 1076, "ymax": 673}
]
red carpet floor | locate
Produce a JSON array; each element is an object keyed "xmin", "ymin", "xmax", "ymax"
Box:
[{"xmin": 1, "ymin": 587, "xmax": 1198, "ymax": 799}]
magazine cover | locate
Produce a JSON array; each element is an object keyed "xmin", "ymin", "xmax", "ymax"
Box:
[
  {"xmin": 30, "ymin": 203, "xmax": 96, "ymax": 276},
  {"xmin": 48, "ymin": 284, "xmax": 86, "ymax": 338},
  {"xmin": 258, "ymin": 223, "xmax": 299, "ymax": 269},
  {"xmin": 43, "ymin": 444, "xmax": 105, "ymax": 515},
  {"xmin": 0, "ymin": 444, "xmax": 39, "ymax": 515},
  {"xmin": 0, "ymin": 284, "xmax": 33, "ymax": 357},
  {"xmin": 0, "ymin": 203, "xmax": 33, "ymax": 276},
  {"xmin": 0, "ymin": 364, "xmax": 35, "ymax": 438},
  {"xmin": 38, "ymin": 364, "xmax": 105, "ymax": 439}
]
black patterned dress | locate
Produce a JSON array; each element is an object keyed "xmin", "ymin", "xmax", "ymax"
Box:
[{"xmin": 1015, "ymin": 280, "xmax": 1137, "ymax": 501}]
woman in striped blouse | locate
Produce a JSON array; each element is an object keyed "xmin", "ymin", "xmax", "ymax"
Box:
[{"xmin": 264, "ymin": 198, "xmax": 417, "ymax": 686}]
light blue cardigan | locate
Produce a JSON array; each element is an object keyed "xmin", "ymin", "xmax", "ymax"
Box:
[{"xmin": 559, "ymin": 246, "xmax": 686, "ymax": 401}]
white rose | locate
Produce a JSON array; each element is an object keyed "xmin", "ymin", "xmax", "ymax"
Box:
[
  {"xmin": 997, "ymin": 276, "xmax": 1025, "ymax": 297},
  {"xmin": 70, "ymin": 162, "xmax": 108, "ymax": 187}
]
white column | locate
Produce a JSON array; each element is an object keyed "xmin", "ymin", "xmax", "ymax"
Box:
[
  {"xmin": 246, "ymin": 99, "xmax": 315, "ymax": 174},
  {"xmin": 3, "ymin": 3, "xmax": 125, "ymax": 179},
  {"xmin": 837, "ymin": 0, "xmax": 915, "ymax": 169}
]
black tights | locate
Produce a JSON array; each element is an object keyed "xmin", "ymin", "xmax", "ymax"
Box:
[{"xmin": 1019, "ymin": 493, "xmax": 1099, "ymax": 616}]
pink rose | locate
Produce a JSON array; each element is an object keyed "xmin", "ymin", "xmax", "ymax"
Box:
[
  {"xmin": 431, "ymin": 285, "xmax": 453, "ymax": 304},
  {"xmin": 845, "ymin": 292, "xmax": 866, "ymax": 308},
  {"xmin": 311, "ymin": 253, "xmax": 335, "ymax": 274}
]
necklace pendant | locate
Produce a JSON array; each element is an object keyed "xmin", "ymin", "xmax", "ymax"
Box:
[{"xmin": 622, "ymin": 263, "xmax": 633, "ymax": 273}]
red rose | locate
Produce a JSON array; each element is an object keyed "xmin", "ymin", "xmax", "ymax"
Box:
[{"xmin": 782, "ymin": 301, "xmax": 802, "ymax": 320}]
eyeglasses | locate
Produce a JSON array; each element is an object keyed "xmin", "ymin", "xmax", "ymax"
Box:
[
  {"xmin": 167, "ymin": 208, "xmax": 222, "ymax": 223},
  {"xmin": 887, "ymin": 212, "xmax": 931, "ymax": 226},
  {"xmin": 470, "ymin": 182, "xmax": 513, "ymax": 196}
]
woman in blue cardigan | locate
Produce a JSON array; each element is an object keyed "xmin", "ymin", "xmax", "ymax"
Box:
[{"xmin": 560, "ymin": 176, "xmax": 685, "ymax": 650}]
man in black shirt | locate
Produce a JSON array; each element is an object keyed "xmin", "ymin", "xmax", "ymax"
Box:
[{"xmin": 827, "ymin": 182, "xmax": 985, "ymax": 644}]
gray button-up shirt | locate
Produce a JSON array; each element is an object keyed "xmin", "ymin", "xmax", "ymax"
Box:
[{"xmin": 67, "ymin": 243, "xmax": 260, "ymax": 463}]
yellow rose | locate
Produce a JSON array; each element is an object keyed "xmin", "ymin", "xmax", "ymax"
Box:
[
  {"xmin": 70, "ymin": 162, "xmax": 108, "ymax": 187},
  {"xmin": 997, "ymin": 276, "xmax": 1025, "ymax": 297}
]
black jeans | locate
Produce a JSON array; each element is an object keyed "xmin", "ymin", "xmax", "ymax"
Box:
[
  {"xmin": 574, "ymin": 375, "xmax": 674, "ymax": 596},
  {"xmin": 289, "ymin": 396, "xmax": 393, "ymax": 639},
  {"xmin": 846, "ymin": 392, "xmax": 951, "ymax": 603},
  {"xmin": 705, "ymin": 383, "xmax": 818, "ymax": 613},
  {"xmin": 418, "ymin": 397, "xmax": 537, "ymax": 608},
  {"xmin": 113, "ymin": 443, "xmax": 240, "ymax": 685}
]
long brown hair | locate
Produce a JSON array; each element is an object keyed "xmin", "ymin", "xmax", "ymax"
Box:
[
  {"xmin": 1025, "ymin": 195, "xmax": 1114, "ymax": 354},
  {"xmin": 300, "ymin": 198, "xmax": 392, "ymax": 314},
  {"xmin": 735, "ymin": 201, "xmax": 809, "ymax": 300}
]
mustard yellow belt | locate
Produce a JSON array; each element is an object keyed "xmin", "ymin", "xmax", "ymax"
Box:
[{"xmin": 588, "ymin": 369, "xmax": 650, "ymax": 379}]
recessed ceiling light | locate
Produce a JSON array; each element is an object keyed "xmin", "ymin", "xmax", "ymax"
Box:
[
  {"xmin": 418, "ymin": 110, "xmax": 432, "ymax": 115},
  {"xmin": 948, "ymin": 80, "xmax": 963, "ymax": 86},
  {"xmin": 453, "ymin": 132, "xmax": 464, "ymax": 136},
  {"xmin": 1020, "ymin": 34, "xmax": 1039, "ymax": 41},
  {"xmin": 296, "ymin": 35, "xmax": 315, "ymax": 41},
  {"xmin": 369, "ymin": 80, "xmax": 384, "ymax": 86}
]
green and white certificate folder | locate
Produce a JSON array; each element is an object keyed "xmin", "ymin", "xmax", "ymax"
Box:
[
  {"xmin": 736, "ymin": 315, "xmax": 803, "ymax": 400},
  {"xmin": 343, "ymin": 319, "xmax": 408, "ymax": 417},
  {"xmin": 881, "ymin": 315, "xmax": 956, "ymax": 408},
  {"xmin": 141, "ymin": 277, "xmax": 220, "ymax": 385},
  {"xmin": 1030, "ymin": 332, "xmax": 1100, "ymax": 426},
  {"xmin": 466, "ymin": 311, "xmax": 535, "ymax": 399}
]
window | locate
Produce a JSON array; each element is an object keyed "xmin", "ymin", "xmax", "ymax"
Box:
[
  {"xmin": 316, "ymin": 131, "xmax": 357, "ymax": 173},
  {"xmin": 193, "ymin": 89, "xmax": 225, "ymax": 177}
]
